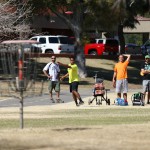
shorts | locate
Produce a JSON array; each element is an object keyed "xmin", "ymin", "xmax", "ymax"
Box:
[
  {"xmin": 116, "ymin": 79, "xmax": 128, "ymax": 93},
  {"xmin": 142, "ymin": 80, "xmax": 150, "ymax": 93},
  {"xmin": 48, "ymin": 81, "xmax": 60, "ymax": 92},
  {"xmin": 70, "ymin": 81, "xmax": 79, "ymax": 93}
]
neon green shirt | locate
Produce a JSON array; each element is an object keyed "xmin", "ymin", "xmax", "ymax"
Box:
[{"xmin": 67, "ymin": 63, "xmax": 79, "ymax": 83}]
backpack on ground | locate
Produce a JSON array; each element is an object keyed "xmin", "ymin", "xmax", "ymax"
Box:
[
  {"xmin": 114, "ymin": 98, "xmax": 128, "ymax": 106},
  {"xmin": 131, "ymin": 92, "xmax": 144, "ymax": 106}
]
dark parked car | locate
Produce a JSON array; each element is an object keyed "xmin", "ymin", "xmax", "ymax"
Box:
[
  {"xmin": 141, "ymin": 39, "xmax": 150, "ymax": 56},
  {"xmin": 125, "ymin": 43, "xmax": 137, "ymax": 51}
]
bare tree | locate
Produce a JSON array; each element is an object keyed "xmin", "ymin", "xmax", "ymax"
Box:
[{"xmin": 0, "ymin": 0, "xmax": 32, "ymax": 42}]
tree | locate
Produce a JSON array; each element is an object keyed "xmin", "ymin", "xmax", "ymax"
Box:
[
  {"xmin": 0, "ymin": 0, "xmax": 32, "ymax": 42},
  {"xmin": 111, "ymin": 0, "xmax": 150, "ymax": 54}
]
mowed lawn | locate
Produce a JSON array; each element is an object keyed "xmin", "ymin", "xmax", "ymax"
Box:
[{"xmin": 0, "ymin": 106, "xmax": 150, "ymax": 150}]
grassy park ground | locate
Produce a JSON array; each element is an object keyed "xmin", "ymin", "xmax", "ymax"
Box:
[{"xmin": 1, "ymin": 57, "xmax": 150, "ymax": 150}]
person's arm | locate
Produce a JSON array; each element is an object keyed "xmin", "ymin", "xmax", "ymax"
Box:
[
  {"xmin": 60, "ymin": 73, "xmax": 69, "ymax": 81},
  {"xmin": 57, "ymin": 61, "xmax": 71, "ymax": 68},
  {"xmin": 43, "ymin": 63, "xmax": 52, "ymax": 79},
  {"xmin": 43, "ymin": 70, "xmax": 52, "ymax": 79},
  {"xmin": 123, "ymin": 54, "xmax": 131, "ymax": 62},
  {"xmin": 141, "ymin": 68, "xmax": 150, "ymax": 75},
  {"xmin": 112, "ymin": 71, "xmax": 117, "ymax": 88}
]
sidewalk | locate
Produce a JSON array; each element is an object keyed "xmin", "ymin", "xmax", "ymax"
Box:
[
  {"xmin": 41, "ymin": 90, "xmax": 150, "ymax": 110},
  {"xmin": 0, "ymin": 90, "xmax": 149, "ymax": 111}
]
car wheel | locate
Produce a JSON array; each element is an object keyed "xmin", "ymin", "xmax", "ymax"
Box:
[
  {"xmin": 89, "ymin": 51, "xmax": 97, "ymax": 55},
  {"xmin": 45, "ymin": 50, "xmax": 54, "ymax": 53}
]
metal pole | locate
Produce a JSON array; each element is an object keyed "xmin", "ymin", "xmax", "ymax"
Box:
[
  {"xmin": 20, "ymin": 90, "xmax": 24, "ymax": 129},
  {"xmin": 94, "ymin": 71, "xmax": 99, "ymax": 83},
  {"xmin": 18, "ymin": 45, "xmax": 24, "ymax": 129}
]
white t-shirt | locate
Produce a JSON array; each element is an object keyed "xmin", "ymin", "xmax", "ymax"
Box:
[{"xmin": 43, "ymin": 62, "xmax": 60, "ymax": 81}]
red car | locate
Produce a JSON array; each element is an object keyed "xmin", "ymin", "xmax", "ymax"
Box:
[{"xmin": 84, "ymin": 38, "xmax": 119, "ymax": 55}]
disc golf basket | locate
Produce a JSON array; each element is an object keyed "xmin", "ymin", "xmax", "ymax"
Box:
[{"xmin": 0, "ymin": 40, "xmax": 44, "ymax": 129}]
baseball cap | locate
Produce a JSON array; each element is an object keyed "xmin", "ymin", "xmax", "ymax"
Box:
[{"xmin": 145, "ymin": 55, "xmax": 150, "ymax": 59}]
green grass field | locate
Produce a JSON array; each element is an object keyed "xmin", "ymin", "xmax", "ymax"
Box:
[
  {"xmin": 0, "ymin": 106, "xmax": 150, "ymax": 150},
  {"xmin": 0, "ymin": 108, "xmax": 150, "ymax": 129}
]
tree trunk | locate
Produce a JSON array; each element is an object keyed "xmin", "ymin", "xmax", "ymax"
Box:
[
  {"xmin": 118, "ymin": 24, "xmax": 125, "ymax": 54},
  {"xmin": 74, "ymin": 31, "xmax": 87, "ymax": 78},
  {"xmin": 51, "ymin": 4, "xmax": 87, "ymax": 78}
]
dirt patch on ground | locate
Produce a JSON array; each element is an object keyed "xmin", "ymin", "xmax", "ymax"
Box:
[{"xmin": 0, "ymin": 124, "xmax": 150, "ymax": 150}]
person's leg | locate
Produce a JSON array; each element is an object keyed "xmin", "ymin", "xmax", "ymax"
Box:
[
  {"xmin": 142, "ymin": 80, "xmax": 148, "ymax": 104},
  {"xmin": 54, "ymin": 81, "xmax": 62, "ymax": 102},
  {"xmin": 70, "ymin": 83, "xmax": 79, "ymax": 106},
  {"xmin": 72, "ymin": 92, "xmax": 79, "ymax": 106},
  {"xmin": 117, "ymin": 93, "xmax": 121, "ymax": 98},
  {"xmin": 48, "ymin": 81, "xmax": 55, "ymax": 103},
  {"xmin": 116, "ymin": 80, "xmax": 122, "ymax": 98},
  {"xmin": 147, "ymin": 92, "xmax": 150, "ymax": 104},
  {"xmin": 123, "ymin": 79, "xmax": 128, "ymax": 100},
  {"xmin": 55, "ymin": 81, "xmax": 64, "ymax": 103},
  {"xmin": 55, "ymin": 81, "xmax": 60, "ymax": 98},
  {"xmin": 123, "ymin": 93, "xmax": 127, "ymax": 100},
  {"xmin": 147, "ymin": 81, "xmax": 150, "ymax": 104},
  {"xmin": 72, "ymin": 82, "xmax": 84, "ymax": 104}
]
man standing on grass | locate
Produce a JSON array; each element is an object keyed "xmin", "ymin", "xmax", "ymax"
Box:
[
  {"xmin": 58, "ymin": 57, "xmax": 84, "ymax": 107},
  {"xmin": 43, "ymin": 55, "xmax": 63, "ymax": 103},
  {"xmin": 140, "ymin": 55, "xmax": 150, "ymax": 104},
  {"xmin": 112, "ymin": 54, "xmax": 131, "ymax": 101}
]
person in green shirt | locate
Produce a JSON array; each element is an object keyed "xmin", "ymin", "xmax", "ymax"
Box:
[{"xmin": 58, "ymin": 57, "xmax": 84, "ymax": 106}]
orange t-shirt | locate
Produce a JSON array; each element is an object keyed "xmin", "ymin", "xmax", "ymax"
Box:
[{"xmin": 114, "ymin": 61, "xmax": 129, "ymax": 80}]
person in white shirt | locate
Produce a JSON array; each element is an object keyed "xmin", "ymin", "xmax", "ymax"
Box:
[{"xmin": 43, "ymin": 56, "xmax": 63, "ymax": 103}]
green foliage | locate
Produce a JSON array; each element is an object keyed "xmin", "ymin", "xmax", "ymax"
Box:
[
  {"xmin": 124, "ymin": 34, "xmax": 143, "ymax": 46},
  {"xmin": 29, "ymin": 0, "xmax": 150, "ymax": 43}
]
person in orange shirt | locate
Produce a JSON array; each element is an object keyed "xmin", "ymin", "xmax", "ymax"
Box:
[{"xmin": 112, "ymin": 54, "xmax": 131, "ymax": 100}]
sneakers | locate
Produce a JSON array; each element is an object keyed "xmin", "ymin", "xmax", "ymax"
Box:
[
  {"xmin": 50, "ymin": 98, "xmax": 55, "ymax": 103},
  {"xmin": 50, "ymin": 98, "xmax": 64, "ymax": 103},
  {"xmin": 79, "ymin": 100, "xmax": 84, "ymax": 105},
  {"xmin": 56, "ymin": 99, "xmax": 64, "ymax": 103},
  {"xmin": 59, "ymin": 99, "xmax": 64, "ymax": 103},
  {"xmin": 76, "ymin": 101, "xmax": 84, "ymax": 107},
  {"xmin": 76, "ymin": 103, "xmax": 80, "ymax": 107}
]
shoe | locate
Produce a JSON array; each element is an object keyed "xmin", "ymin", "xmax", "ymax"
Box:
[
  {"xmin": 147, "ymin": 101, "xmax": 150, "ymax": 104},
  {"xmin": 50, "ymin": 98, "xmax": 55, "ymax": 103},
  {"xmin": 59, "ymin": 99, "xmax": 64, "ymax": 103},
  {"xmin": 76, "ymin": 104, "xmax": 80, "ymax": 107},
  {"xmin": 56, "ymin": 99, "xmax": 64, "ymax": 103},
  {"xmin": 79, "ymin": 101, "xmax": 84, "ymax": 105},
  {"xmin": 56, "ymin": 99, "xmax": 60, "ymax": 103}
]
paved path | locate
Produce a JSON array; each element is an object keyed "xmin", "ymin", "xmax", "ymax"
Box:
[{"xmin": 0, "ymin": 88, "xmax": 147, "ymax": 109}]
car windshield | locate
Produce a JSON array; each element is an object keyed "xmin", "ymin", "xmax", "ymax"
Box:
[{"xmin": 97, "ymin": 40, "xmax": 103, "ymax": 44}]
